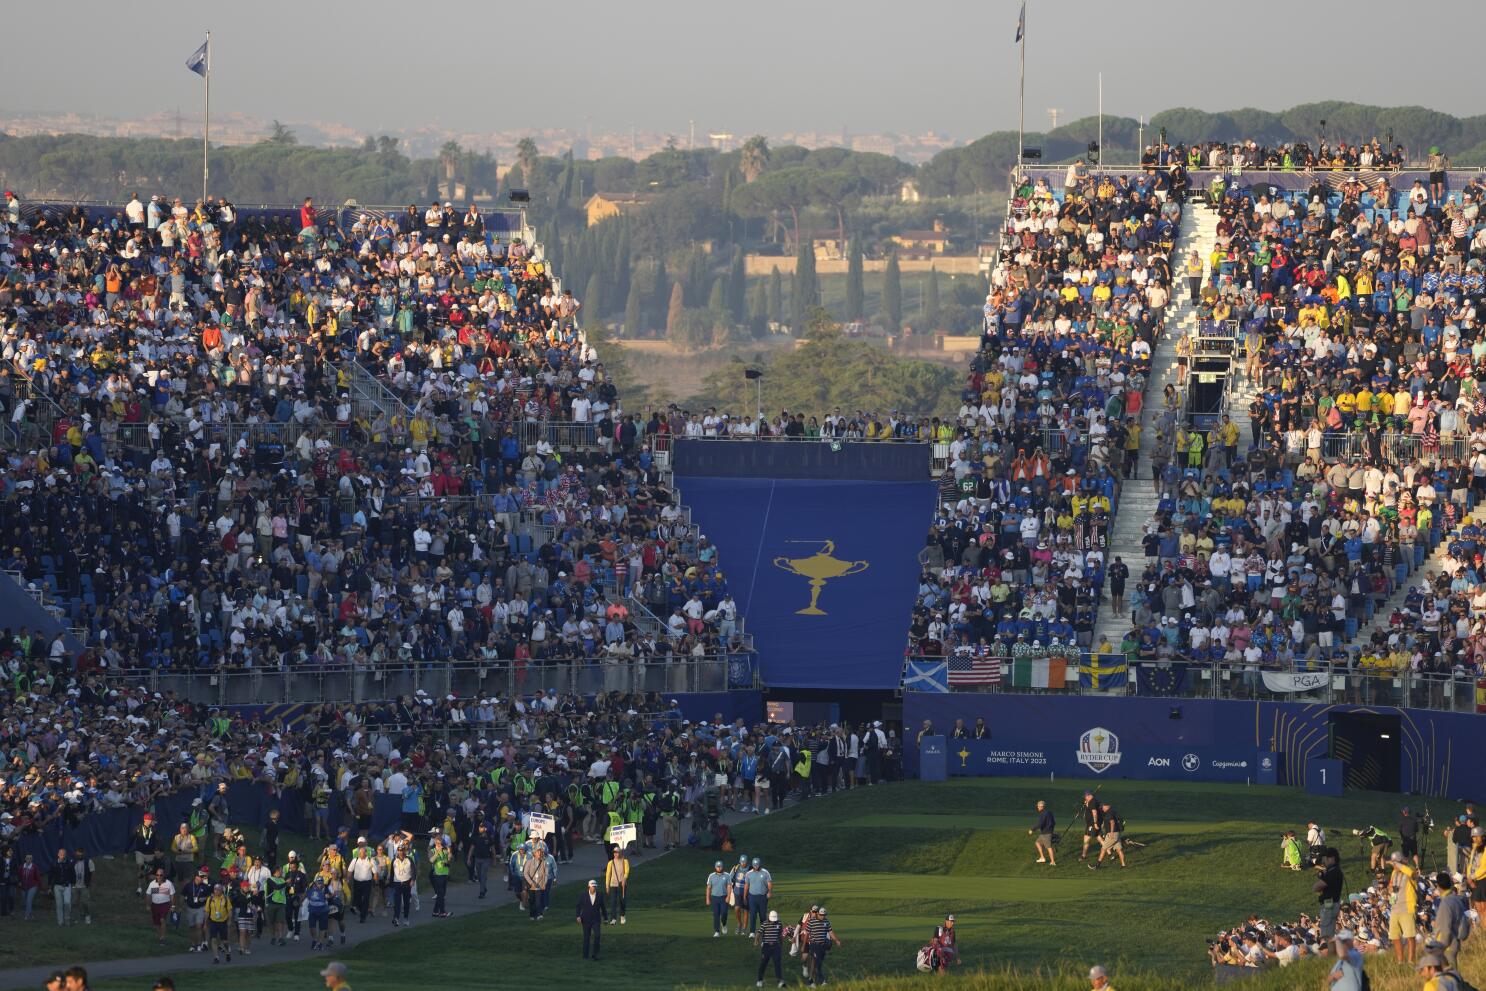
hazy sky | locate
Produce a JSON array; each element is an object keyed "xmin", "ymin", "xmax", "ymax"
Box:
[{"xmin": 3, "ymin": 0, "xmax": 1479, "ymax": 139}]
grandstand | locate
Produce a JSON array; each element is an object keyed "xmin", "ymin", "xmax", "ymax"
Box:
[
  {"xmin": 4, "ymin": 138, "xmax": 1486, "ymax": 991},
  {"xmin": 0, "ymin": 195, "xmax": 757, "ymax": 706}
]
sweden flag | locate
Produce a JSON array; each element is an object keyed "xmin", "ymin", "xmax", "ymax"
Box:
[{"xmin": 1079, "ymin": 652, "xmax": 1128, "ymax": 691}]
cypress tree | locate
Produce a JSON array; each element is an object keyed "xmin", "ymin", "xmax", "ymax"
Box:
[
  {"xmin": 882, "ymin": 251, "xmax": 902, "ymax": 334},
  {"xmin": 845, "ymin": 235, "xmax": 864, "ymax": 322},
  {"xmin": 925, "ymin": 266, "xmax": 942, "ymax": 331},
  {"xmin": 624, "ymin": 280, "xmax": 643, "ymax": 337},
  {"xmin": 727, "ymin": 247, "xmax": 747, "ymax": 322}
]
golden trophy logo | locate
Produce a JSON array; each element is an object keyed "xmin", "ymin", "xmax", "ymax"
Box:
[
  {"xmin": 772, "ymin": 540, "xmax": 869, "ymax": 616},
  {"xmin": 958, "ymin": 748, "xmax": 971, "ymax": 768}
]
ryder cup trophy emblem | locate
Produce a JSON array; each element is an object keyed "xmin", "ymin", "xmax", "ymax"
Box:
[{"xmin": 772, "ymin": 540, "xmax": 869, "ymax": 616}]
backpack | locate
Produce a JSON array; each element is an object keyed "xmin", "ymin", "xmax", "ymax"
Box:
[{"xmin": 1444, "ymin": 972, "xmax": 1477, "ymax": 991}]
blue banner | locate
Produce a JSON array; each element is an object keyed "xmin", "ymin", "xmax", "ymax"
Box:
[
  {"xmin": 904, "ymin": 693, "xmax": 1486, "ymax": 798},
  {"xmin": 935, "ymin": 736, "xmax": 1260, "ymax": 782},
  {"xmin": 678, "ymin": 477, "xmax": 938, "ymax": 689}
]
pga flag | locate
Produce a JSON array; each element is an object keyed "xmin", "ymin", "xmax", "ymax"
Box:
[{"xmin": 186, "ymin": 39, "xmax": 209, "ymax": 77}]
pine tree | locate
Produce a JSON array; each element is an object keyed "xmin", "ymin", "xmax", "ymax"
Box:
[
  {"xmin": 727, "ymin": 247, "xmax": 747, "ymax": 322},
  {"xmin": 708, "ymin": 279, "xmax": 726, "ymax": 314},
  {"xmin": 624, "ymin": 280, "xmax": 643, "ymax": 337},
  {"xmin": 845, "ymin": 235, "xmax": 865, "ymax": 323},
  {"xmin": 768, "ymin": 266, "xmax": 783, "ymax": 328},
  {"xmin": 925, "ymin": 266, "xmax": 942, "ymax": 331},
  {"xmin": 882, "ymin": 251, "xmax": 902, "ymax": 335},
  {"xmin": 665, "ymin": 281, "xmax": 685, "ymax": 337}
]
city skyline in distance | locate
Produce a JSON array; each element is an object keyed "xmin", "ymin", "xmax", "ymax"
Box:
[{"xmin": 0, "ymin": 0, "xmax": 1478, "ymax": 143}]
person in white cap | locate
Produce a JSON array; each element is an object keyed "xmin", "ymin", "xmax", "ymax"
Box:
[
  {"xmin": 575, "ymin": 878, "xmax": 608, "ymax": 959},
  {"xmin": 1087, "ymin": 964, "xmax": 1113, "ymax": 990},
  {"xmin": 755, "ymin": 908, "xmax": 785, "ymax": 987}
]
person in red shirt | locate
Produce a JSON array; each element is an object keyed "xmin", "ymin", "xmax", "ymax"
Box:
[{"xmin": 299, "ymin": 197, "xmax": 317, "ymax": 232}]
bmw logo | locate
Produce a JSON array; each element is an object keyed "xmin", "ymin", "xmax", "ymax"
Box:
[{"xmin": 1181, "ymin": 753, "xmax": 1200, "ymax": 772}]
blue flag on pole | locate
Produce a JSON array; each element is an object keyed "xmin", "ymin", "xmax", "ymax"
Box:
[
  {"xmin": 1015, "ymin": 2, "xmax": 1025, "ymax": 42},
  {"xmin": 186, "ymin": 39, "xmax": 209, "ymax": 77}
]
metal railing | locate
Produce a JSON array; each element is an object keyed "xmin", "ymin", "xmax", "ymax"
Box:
[
  {"xmin": 100, "ymin": 655, "xmax": 751, "ymax": 706},
  {"xmin": 904, "ymin": 654, "xmax": 1482, "ymax": 714}
]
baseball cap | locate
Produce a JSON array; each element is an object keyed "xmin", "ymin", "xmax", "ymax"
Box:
[
  {"xmin": 768, "ymin": 910, "xmax": 779, "ymax": 922},
  {"xmin": 1416, "ymin": 953, "xmax": 1447, "ymax": 971},
  {"xmin": 320, "ymin": 961, "xmax": 348, "ymax": 979}
]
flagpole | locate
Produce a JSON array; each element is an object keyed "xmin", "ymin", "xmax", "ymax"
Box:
[
  {"xmin": 1017, "ymin": 3, "xmax": 1025, "ymax": 185},
  {"xmin": 202, "ymin": 30, "xmax": 211, "ymax": 204},
  {"xmin": 1097, "ymin": 71, "xmax": 1103, "ymax": 171}
]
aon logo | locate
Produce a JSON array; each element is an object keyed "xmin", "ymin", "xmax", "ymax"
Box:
[{"xmin": 1147, "ymin": 757, "xmax": 1171, "ymax": 767}]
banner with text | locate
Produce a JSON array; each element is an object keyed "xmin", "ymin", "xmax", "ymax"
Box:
[{"xmin": 1261, "ymin": 671, "xmax": 1332, "ymax": 694}]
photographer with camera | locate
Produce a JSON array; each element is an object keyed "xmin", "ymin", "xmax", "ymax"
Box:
[
  {"xmin": 1352, "ymin": 825, "xmax": 1393, "ymax": 870},
  {"xmin": 1307, "ymin": 823, "xmax": 1327, "ymax": 865},
  {"xmin": 1313, "ymin": 847, "xmax": 1344, "ymax": 945}
]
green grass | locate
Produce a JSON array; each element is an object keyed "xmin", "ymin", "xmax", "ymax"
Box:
[
  {"xmin": 0, "ymin": 825, "xmax": 332, "ymax": 970},
  {"xmin": 84, "ymin": 780, "xmax": 1470, "ymax": 990}
]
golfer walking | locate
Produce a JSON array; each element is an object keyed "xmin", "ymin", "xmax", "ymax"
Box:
[
  {"xmin": 744, "ymin": 858, "xmax": 772, "ymax": 935},
  {"xmin": 1030, "ymin": 800, "xmax": 1057, "ymax": 866},
  {"xmin": 806, "ymin": 906, "xmax": 843, "ymax": 986},
  {"xmin": 755, "ymin": 909, "xmax": 785, "ymax": 987},
  {"xmin": 706, "ymin": 861, "xmax": 731, "ymax": 936}
]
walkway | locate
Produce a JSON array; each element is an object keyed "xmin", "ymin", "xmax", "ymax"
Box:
[
  {"xmin": 1091, "ymin": 205, "xmax": 1221, "ymax": 653},
  {"xmin": 0, "ymin": 807, "xmax": 759, "ymax": 990}
]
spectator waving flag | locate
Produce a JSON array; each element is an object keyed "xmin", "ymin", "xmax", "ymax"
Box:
[
  {"xmin": 186, "ymin": 39, "xmax": 209, "ymax": 77},
  {"xmin": 1015, "ymin": 1, "xmax": 1025, "ymax": 42}
]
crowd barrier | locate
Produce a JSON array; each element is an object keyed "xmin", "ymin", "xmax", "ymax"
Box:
[
  {"xmin": 902, "ymin": 654, "xmax": 1484, "ymax": 715},
  {"xmin": 101, "ymin": 656, "xmax": 756, "ymax": 706},
  {"xmin": 7, "ymin": 778, "xmax": 343, "ymax": 868}
]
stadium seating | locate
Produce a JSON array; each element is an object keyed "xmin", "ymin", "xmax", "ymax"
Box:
[{"xmin": 0, "ymin": 195, "xmax": 745, "ymax": 676}]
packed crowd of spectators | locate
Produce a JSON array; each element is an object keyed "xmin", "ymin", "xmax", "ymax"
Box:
[
  {"xmin": 1144, "ymin": 138, "xmax": 1417, "ymax": 173},
  {"xmin": 0, "ymin": 641, "xmax": 895, "ymax": 951},
  {"xmin": 898, "ymin": 160, "xmax": 1187, "ymax": 663},
  {"xmin": 649, "ymin": 406, "xmax": 954, "ymax": 443},
  {"xmin": 1109, "ymin": 161, "xmax": 1486, "ymax": 687},
  {"xmin": 1210, "ymin": 820, "xmax": 1481, "ymax": 983},
  {"xmin": 0, "ymin": 192, "xmax": 747, "ymax": 674}
]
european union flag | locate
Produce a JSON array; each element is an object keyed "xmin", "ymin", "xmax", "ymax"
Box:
[
  {"xmin": 186, "ymin": 39, "xmax": 209, "ymax": 78},
  {"xmin": 1137, "ymin": 662, "xmax": 1189, "ymax": 696}
]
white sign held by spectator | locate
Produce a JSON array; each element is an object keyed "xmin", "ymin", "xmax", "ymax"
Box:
[
  {"xmin": 529, "ymin": 812, "xmax": 555, "ymax": 842},
  {"xmin": 610, "ymin": 823, "xmax": 637, "ymax": 850}
]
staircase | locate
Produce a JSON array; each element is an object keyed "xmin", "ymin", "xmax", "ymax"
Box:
[{"xmin": 1091, "ymin": 206, "xmax": 1221, "ymax": 650}]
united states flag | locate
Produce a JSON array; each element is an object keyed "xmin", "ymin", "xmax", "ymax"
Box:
[{"xmin": 949, "ymin": 654, "xmax": 1002, "ymax": 687}]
